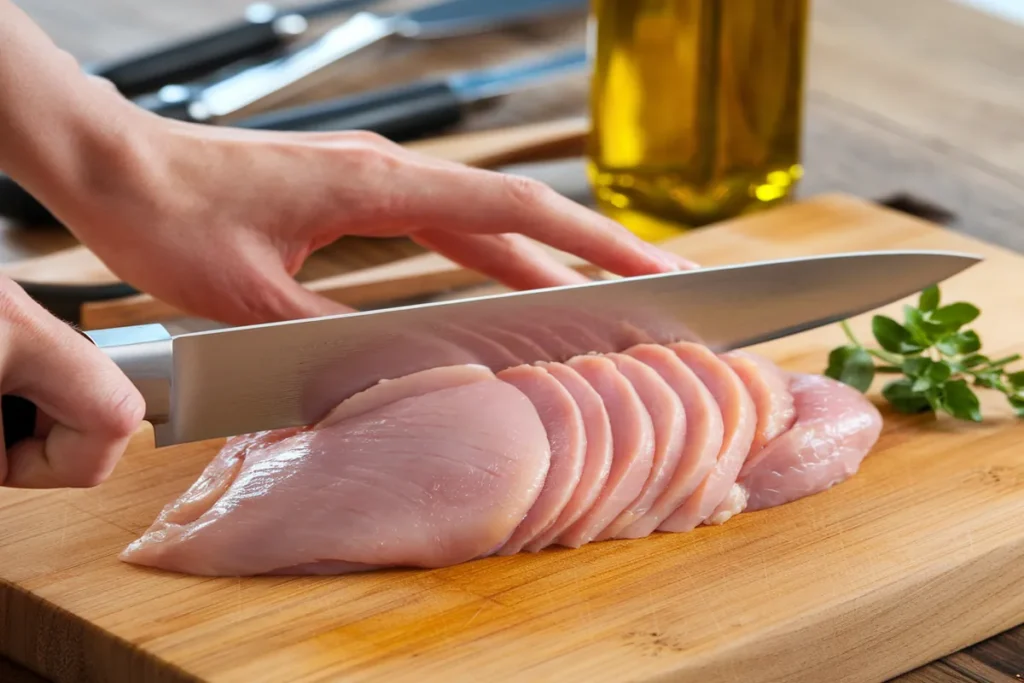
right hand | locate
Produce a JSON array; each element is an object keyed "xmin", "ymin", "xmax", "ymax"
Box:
[{"xmin": 0, "ymin": 276, "xmax": 144, "ymax": 488}]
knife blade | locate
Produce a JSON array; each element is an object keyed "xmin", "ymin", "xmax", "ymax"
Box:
[
  {"xmin": 230, "ymin": 48, "xmax": 588, "ymax": 137},
  {"xmin": 139, "ymin": 0, "xmax": 589, "ymax": 123},
  {"xmin": 0, "ymin": 249, "xmax": 980, "ymax": 451}
]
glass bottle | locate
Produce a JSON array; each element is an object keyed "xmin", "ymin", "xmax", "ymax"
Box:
[{"xmin": 586, "ymin": 0, "xmax": 810, "ymax": 241}]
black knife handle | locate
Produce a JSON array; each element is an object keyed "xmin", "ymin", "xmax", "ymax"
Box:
[
  {"xmin": 2, "ymin": 395, "xmax": 38, "ymax": 451},
  {"xmin": 0, "ymin": 173, "xmax": 57, "ymax": 226},
  {"xmin": 232, "ymin": 79, "xmax": 465, "ymax": 141},
  {"xmin": 85, "ymin": 8, "xmax": 301, "ymax": 98}
]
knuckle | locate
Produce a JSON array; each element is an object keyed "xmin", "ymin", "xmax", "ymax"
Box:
[
  {"xmin": 501, "ymin": 175, "xmax": 552, "ymax": 208},
  {"xmin": 343, "ymin": 129, "xmax": 394, "ymax": 148},
  {"xmin": 99, "ymin": 383, "xmax": 146, "ymax": 438},
  {"xmin": 0, "ymin": 277, "xmax": 33, "ymax": 323}
]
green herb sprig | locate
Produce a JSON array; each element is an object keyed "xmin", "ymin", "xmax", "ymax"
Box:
[{"xmin": 825, "ymin": 284, "xmax": 1024, "ymax": 421}]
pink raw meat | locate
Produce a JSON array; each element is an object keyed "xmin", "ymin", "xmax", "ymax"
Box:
[
  {"xmin": 721, "ymin": 350, "xmax": 797, "ymax": 459},
  {"xmin": 739, "ymin": 372, "xmax": 883, "ymax": 512},
  {"xmin": 596, "ymin": 353, "xmax": 686, "ymax": 540},
  {"xmin": 439, "ymin": 323, "xmax": 522, "ymax": 368},
  {"xmin": 120, "ymin": 369, "xmax": 551, "ymax": 576},
  {"xmin": 555, "ymin": 355, "xmax": 654, "ymax": 548},
  {"xmin": 495, "ymin": 365, "xmax": 586, "ymax": 555},
  {"xmin": 324, "ymin": 364, "xmax": 494, "ymax": 423},
  {"xmin": 616, "ymin": 344, "xmax": 724, "ymax": 538},
  {"xmin": 522, "ymin": 362, "xmax": 614, "ymax": 552},
  {"xmin": 658, "ymin": 343, "xmax": 756, "ymax": 531}
]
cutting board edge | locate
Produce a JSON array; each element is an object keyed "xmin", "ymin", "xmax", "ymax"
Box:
[{"xmin": 3, "ymin": 579, "xmax": 193, "ymax": 683}]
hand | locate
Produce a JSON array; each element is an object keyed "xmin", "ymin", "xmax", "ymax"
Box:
[
  {"xmin": 0, "ymin": 276, "xmax": 144, "ymax": 488},
  {"xmin": 59, "ymin": 108, "xmax": 696, "ymax": 326}
]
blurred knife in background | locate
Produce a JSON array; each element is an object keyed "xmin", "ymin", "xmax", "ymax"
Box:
[
  {"xmin": 83, "ymin": 1, "xmax": 380, "ymax": 98},
  {"xmin": 232, "ymin": 48, "xmax": 587, "ymax": 140},
  {"xmin": 137, "ymin": 0, "xmax": 588, "ymax": 123}
]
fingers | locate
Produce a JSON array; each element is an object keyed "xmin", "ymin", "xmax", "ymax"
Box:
[
  {"xmin": 244, "ymin": 267, "xmax": 356, "ymax": 323},
  {"xmin": 388, "ymin": 162, "xmax": 699, "ymax": 277},
  {"xmin": 0, "ymin": 278, "xmax": 145, "ymax": 488},
  {"xmin": 413, "ymin": 231, "xmax": 592, "ymax": 291}
]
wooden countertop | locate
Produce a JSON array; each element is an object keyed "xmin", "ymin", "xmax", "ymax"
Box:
[{"xmin": 2, "ymin": 0, "xmax": 1023, "ymax": 681}]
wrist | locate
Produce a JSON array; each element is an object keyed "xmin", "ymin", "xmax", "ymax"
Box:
[
  {"xmin": 0, "ymin": 72, "xmax": 160, "ymax": 232},
  {"xmin": 0, "ymin": 0, "xmax": 163, "ymax": 238}
]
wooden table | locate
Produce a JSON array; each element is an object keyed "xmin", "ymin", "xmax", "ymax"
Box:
[{"xmin": 2, "ymin": 0, "xmax": 1023, "ymax": 681}]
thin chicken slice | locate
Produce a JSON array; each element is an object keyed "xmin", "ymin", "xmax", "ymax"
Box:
[
  {"xmin": 596, "ymin": 353, "xmax": 686, "ymax": 540},
  {"xmin": 720, "ymin": 350, "xmax": 797, "ymax": 460},
  {"xmin": 523, "ymin": 362, "xmax": 614, "ymax": 552},
  {"xmin": 496, "ymin": 365, "xmax": 586, "ymax": 555},
  {"xmin": 616, "ymin": 344, "xmax": 723, "ymax": 538},
  {"xmin": 555, "ymin": 356, "xmax": 654, "ymax": 548},
  {"xmin": 658, "ymin": 342, "xmax": 756, "ymax": 531}
]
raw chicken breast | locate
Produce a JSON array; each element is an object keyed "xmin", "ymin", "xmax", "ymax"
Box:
[
  {"xmin": 522, "ymin": 362, "xmax": 614, "ymax": 552},
  {"xmin": 555, "ymin": 356, "xmax": 655, "ymax": 548},
  {"xmin": 495, "ymin": 365, "xmax": 586, "ymax": 555},
  {"xmin": 596, "ymin": 353, "xmax": 686, "ymax": 540},
  {"xmin": 617, "ymin": 344, "xmax": 723, "ymax": 538},
  {"xmin": 738, "ymin": 373, "xmax": 883, "ymax": 511},
  {"xmin": 123, "ymin": 342, "xmax": 886, "ymax": 577},
  {"xmin": 120, "ymin": 368, "xmax": 551, "ymax": 576},
  {"xmin": 658, "ymin": 343, "xmax": 757, "ymax": 531}
]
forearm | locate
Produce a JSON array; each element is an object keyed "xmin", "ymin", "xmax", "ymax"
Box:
[{"xmin": 0, "ymin": 0, "xmax": 152, "ymax": 227}]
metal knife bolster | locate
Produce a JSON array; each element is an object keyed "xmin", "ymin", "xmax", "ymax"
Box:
[{"xmin": 84, "ymin": 325, "xmax": 175, "ymax": 430}]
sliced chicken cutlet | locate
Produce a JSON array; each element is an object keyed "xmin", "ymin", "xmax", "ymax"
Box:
[
  {"xmin": 495, "ymin": 364, "xmax": 586, "ymax": 555},
  {"xmin": 617, "ymin": 344, "xmax": 723, "ymax": 538},
  {"xmin": 658, "ymin": 343, "xmax": 757, "ymax": 531},
  {"xmin": 123, "ymin": 344, "xmax": 886, "ymax": 577},
  {"xmin": 721, "ymin": 350, "xmax": 797, "ymax": 458},
  {"xmin": 555, "ymin": 355, "xmax": 655, "ymax": 548},
  {"xmin": 596, "ymin": 353, "xmax": 686, "ymax": 540},
  {"xmin": 120, "ymin": 367, "xmax": 551, "ymax": 576},
  {"xmin": 523, "ymin": 361, "xmax": 614, "ymax": 552}
]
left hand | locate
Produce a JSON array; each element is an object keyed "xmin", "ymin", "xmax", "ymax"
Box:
[{"xmin": 53, "ymin": 103, "xmax": 695, "ymax": 326}]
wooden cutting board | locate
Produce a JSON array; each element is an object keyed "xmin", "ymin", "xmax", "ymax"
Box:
[{"xmin": 3, "ymin": 193, "xmax": 1024, "ymax": 683}]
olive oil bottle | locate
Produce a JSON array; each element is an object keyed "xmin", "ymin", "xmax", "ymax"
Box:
[{"xmin": 586, "ymin": 0, "xmax": 809, "ymax": 241}]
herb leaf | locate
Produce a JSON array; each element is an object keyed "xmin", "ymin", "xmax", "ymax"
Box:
[
  {"xmin": 942, "ymin": 379, "xmax": 982, "ymax": 422},
  {"xmin": 825, "ymin": 346, "xmax": 875, "ymax": 392},
  {"xmin": 881, "ymin": 378, "xmax": 932, "ymax": 414},
  {"xmin": 824, "ymin": 285, "xmax": 1021, "ymax": 422},
  {"xmin": 919, "ymin": 285, "xmax": 940, "ymax": 312},
  {"xmin": 872, "ymin": 315, "xmax": 924, "ymax": 354},
  {"xmin": 930, "ymin": 302, "xmax": 980, "ymax": 329}
]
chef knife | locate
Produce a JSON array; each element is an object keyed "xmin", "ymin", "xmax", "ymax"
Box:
[
  {"xmin": 138, "ymin": 0, "xmax": 589, "ymax": 123},
  {"xmin": 0, "ymin": 250, "xmax": 981, "ymax": 450},
  {"xmin": 83, "ymin": 1, "xmax": 379, "ymax": 98},
  {"xmin": 230, "ymin": 48, "xmax": 588, "ymax": 138}
]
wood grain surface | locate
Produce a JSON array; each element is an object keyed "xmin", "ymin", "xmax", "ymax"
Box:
[{"xmin": 2, "ymin": 194, "xmax": 1024, "ymax": 683}]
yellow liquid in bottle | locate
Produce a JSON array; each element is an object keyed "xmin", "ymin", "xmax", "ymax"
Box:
[{"xmin": 586, "ymin": 0, "xmax": 809, "ymax": 241}]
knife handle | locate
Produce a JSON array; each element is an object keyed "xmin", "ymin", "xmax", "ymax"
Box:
[
  {"xmin": 85, "ymin": 6, "xmax": 307, "ymax": 98},
  {"xmin": 0, "ymin": 173, "xmax": 57, "ymax": 227},
  {"xmin": 232, "ymin": 79, "xmax": 465, "ymax": 141},
  {"xmin": 1, "ymin": 395, "xmax": 38, "ymax": 451}
]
